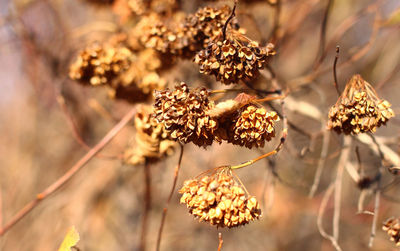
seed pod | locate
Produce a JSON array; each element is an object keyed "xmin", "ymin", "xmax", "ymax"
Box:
[
  {"xmin": 227, "ymin": 104, "xmax": 280, "ymax": 148},
  {"xmin": 327, "ymin": 74, "xmax": 395, "ymax": 135},
  {"xmin": 153, "ymin": 82, "xmax": 219, "ymax": 147},
  {"xmin": 69, "ymin": 43, "xmax": 132, "ymax": 86},
  {"xmin": 141, "ymin": 6, "xmax": 238, "ymax": 59},
  {"xmin": 179, "ymin": 169, "xmax": 261, "ymax": 228},
  {"xmin": 194, "ymin": 29, "xmax": 275, "ymax": 85},
  {"xmin": 383, "ymin": 217, "xmax": 400, "ymax": 246},
  {"xmin": 124, "ymin": 105, "xmax": 175, "ymax": 165}
]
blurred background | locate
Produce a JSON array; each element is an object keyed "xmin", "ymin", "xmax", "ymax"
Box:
[{"xmin": 0, "ymin": 0, "xmax": 400, "ymax": 250}]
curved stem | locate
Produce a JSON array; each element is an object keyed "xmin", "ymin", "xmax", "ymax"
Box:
[
  {"xmin": 0, "ymin": 107, "xmax": 136, "ymax": 237},
  {"xmin": 156, "ymin": 144, "xmax": 184, "ymax": 251}
]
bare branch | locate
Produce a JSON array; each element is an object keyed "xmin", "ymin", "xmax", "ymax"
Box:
[
  {"xmin": 0, "ymin": 107, "xmax": 136, "ymax": 236},
  {"xmin": 156, "ymin": 144, "xmax": 184, "ymax": 251}
]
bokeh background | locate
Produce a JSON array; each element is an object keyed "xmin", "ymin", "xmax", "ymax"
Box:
[{"xmin": 0, "ymin": 0, "xmax": 400, "ymax": 250}]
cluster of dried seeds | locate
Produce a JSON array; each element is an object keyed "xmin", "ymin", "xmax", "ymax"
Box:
[
  {"xmin": 69, "ymin": 39, "xmax": 167, "ymax": 102},
  {"xmin": 179, "ymin": 170, "xmax": 261, "ymax": 228},
  {"xmin": 327, "ymin": 74, "xmax": 395, "ymax": 134},
  {"xmin": 195, "ymin": 29, "xmax": 275, "ymax": 85},
  {"xmin": 125, "ymin": 105, "xmax": 175, "ymax": 165},
  {"xmin": 141, "ymin": 6, "xmax": 237, "ymax": 59},
  {"xmin": 383, "ymin": 217, "xmax": 400, "ymax": 246},
  {"xmin": 69, "ymin": 43, "xmax": 132, "ymax": 86},
  {"xmin": 153, "ymin": 83, "xmax": 280, "ymax": 148},
  {"xmin": 153, "ymin": 82, "xmax": 219, "ymax": 147},
  {"xmin": 228, "ymin": 105, "xmax": 279, "ymax": 148}
]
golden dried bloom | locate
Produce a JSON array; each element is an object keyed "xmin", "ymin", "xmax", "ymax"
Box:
[
  {"xmin": 124, "ymin": 105, "xmax": 175, "ymax": 165},
  {"xmin": 179, "ymin": 169, "xmax": 261, "ymax": 228},
  {"xmin": 153, "ymin": 82, "xmax": 219, "ymax": 147},
  {"xmin": 141, "ymin": 6, "xmax": 237, "ymax": 59},
  {"xmin": 128, "ymin": 0, "xmax": 178, "ymax": 16},
  {"xmin": 228, "ymin": 105, "xmax": 280, "ymax": 148},
  {"xmin": 69, "ymin": 43, "xmax": 132, "ymax": 86},
  {"xmin": 194, "ymin": 29, "xmax": 275, "ymax": 85},
  {"xmin": 327, "ymin": 74, "xmax": 395, "ymax": 135},
  {"xmin": 117, "ymin": 48, "xmax": 166, "ymax": 94},
  {"xmin": 383, "ymin": 217, "xmax": 400, "ymax": 246}
]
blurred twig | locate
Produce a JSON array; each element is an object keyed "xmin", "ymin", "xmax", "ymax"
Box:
[
  {"xmin": 333, "ymin": 136, "xmax": 352, "ymax": 241},
  {"xmin": 317, "ymin": 183, "xmax": 342, "ymax": 251},
  {"xmin": 0, "ymin": 107, "xmax": 136, "ymax": 237},
  {"xmin": 313, "ymin": 0, "xmax": 335, "ymax": 69},
  {"xmin": 156, "ymin": 144, "xmax": 184, "ymax": 251},
  {"xmin": 309, "ymin": 129, "xmax": 331, "ymax": 197},
  {"xmin": 217, "ymin": 232, "xmax": 223, "ymax": 251},
  {"xmin": 139, "ymin": 162, "xmax": 152, "ymax": 251}
]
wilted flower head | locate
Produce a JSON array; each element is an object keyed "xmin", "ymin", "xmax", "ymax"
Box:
[
  {"xmin": 179, "ymin": 168, "xmax": 261, "ymax": 228},
  {"xmin": 383, "ymin": 217, "xmax": 400, "ymax": 246},
  {"xmin": 194, "ymin": 29, "xmax": 275, "ymax": 85},
  {"xmin": 124, "ymin": 105, "xmax": 175, "ymax": 165},
  {"xmin": 327, "ymin": 74, "xmax": 394, "ymax": 134}
]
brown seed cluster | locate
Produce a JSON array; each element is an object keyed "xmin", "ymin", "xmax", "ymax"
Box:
[
  {"xmin": 195, "ymin": 29, "xmax": 276, "ymax": 85},
  {"xmin": 383, "ymin": 217, "xmax": 400, "ymax": 246},
  {"xmin": 179, "ymin": 170, "xmax": 261, "ymax": 228},
  {"xmin": 153, "ymin": 82, "xmax": 219, "ymax": 147},
  {"xmin": 228, "ymin": 105, "xmax": 280, "ymax": 148},
  {"xmin": 153, "ymin": 83, "xmax": 280, "ymax": 148},
  {"xmin": 125, "ymin": 105, "xmax": 175, "ymax": 165},
  {"xmin": 141, "ymin": 6, "xmax": 237, "ymax": 59},
  {"xmin": 327, "ymin": 74, "xmax": 395, "ymax": 134},
  {"xmin": 127, "ymin": 0, "xmax": 178, "ymax": 16},
  {"xmin": 69, "ymin": 38, "xmax": 167, "ymax": 102},
  {"xmin": 69, "ymin": 43, "xmax": 132, "ymax": 86}
]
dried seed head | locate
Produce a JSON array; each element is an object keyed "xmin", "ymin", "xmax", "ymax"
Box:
[
  {"xmin": 383, "ymin": 217, "xmax": 400, "ymax": 246},
  {"xmin": 141, "ymin": 6, "xmax": 238, "ymax": 59},
  {"xmin": 128, "ymin": 0, "xmax": 178, "ymax": 16},
  {"xmin": 124, "ymin": 105, "xmax": 175, "ymax": 165},
  {"xmin": 69, "ymin": 43, "xmax": 132, "ymax": 86},
  {"xmin": 153, "ymin": 82, "xmax": 219, "ymax": 147},
  {"xmin": 179, "ymin": 170, "xmax": 261, "ymax": 228},
  {"xmin": 194, "ymin": 29, "xmax": 275, "ymax": 85},
  {"xmin": 327, "ymin": 74, "xmax": 395, "ymax": 135},
  {"xmin": 228, "ymin": 105, "xmax": 280, "ymax": 148}
]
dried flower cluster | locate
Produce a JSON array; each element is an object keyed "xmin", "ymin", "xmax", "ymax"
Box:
[
  {"xmin": 179, "ymin": 169, "xmax": 261, "ymax": 228},
  {"xmin": 124, "ymin": 105, "xmax": 175, "ymax": 165},
  {"xmin": 128, "ymin": 0, "xmax": 178, "ymax": 16},
  {"xmin": 153, "ymin": 83, "xmax": 280, "ymax": 148},
  {"xmin": 228, "ymin": 105, "xmax": 279, "ymax": 148},
  {"xmin": 327, "ymin": 74, "xmax": 394, "ymax": 134},
  {"xmin": 69, "ymin": 39, "xmax": 167, "ymax": 102},
  {"xmin": 383, "ymin": 217, "xmax": 400, "ymax": 246},
  {"xmin": 69, "ymin": 43, "xmax": 132, "ymax": 86},
  {"xmin": 153, "ymin": 82, "xmax": 219, "ymax": 147},
  {"xmin": 141, "ymin": 6, "xmax": 238, "ymax": 59},
  {"xmin": 195, "ymin": 29, "xmax": 276, "ymax": 85}
]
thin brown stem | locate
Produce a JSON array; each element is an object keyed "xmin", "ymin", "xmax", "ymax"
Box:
[
  {"xmin": 314, "ymin": 0, "xmax": 335, "ymax": 70},
  {"xmin": 217, "ymin": 232, "xmax": 223, "ymax": 251},
  {"xmin": 0, "ymin": 107, "xmax": 136, "ymax": 237},
  {"xmin": 222, "ymin": 0, "xmax": 238, "ymax": 41},
  {"xmin": 56, "ymin": 95, "xmax": 123, "ymax": 160},
  {"xmin": 333, "ymin": 46, "xmax": 341, "ymax": 96},
  {"xmin": 156, "ymin": 144, "xmax": 184, "ymax": 251},
  {"xmin": 139, "ymin": 162, "xmax": 152, "ymax": 251}
]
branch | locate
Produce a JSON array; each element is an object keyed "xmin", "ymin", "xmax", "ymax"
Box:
[
  {"xmin": 156, "ymin": 144, "xmax": 184, "ymax": 251},
  {"xmin": 0, "ymin": 107, "xmax": 136, "ymax": 237},
  {"xmin": 333, "ymin": 136, "xmax": 352, "ymax": 241},
  {"xmin": 217, "ymin": 232, "xmax": 223, "ymax": 251},
  {"xmin": 139, "ymin": 161, "xmax": 152, "ymax": 251}
]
